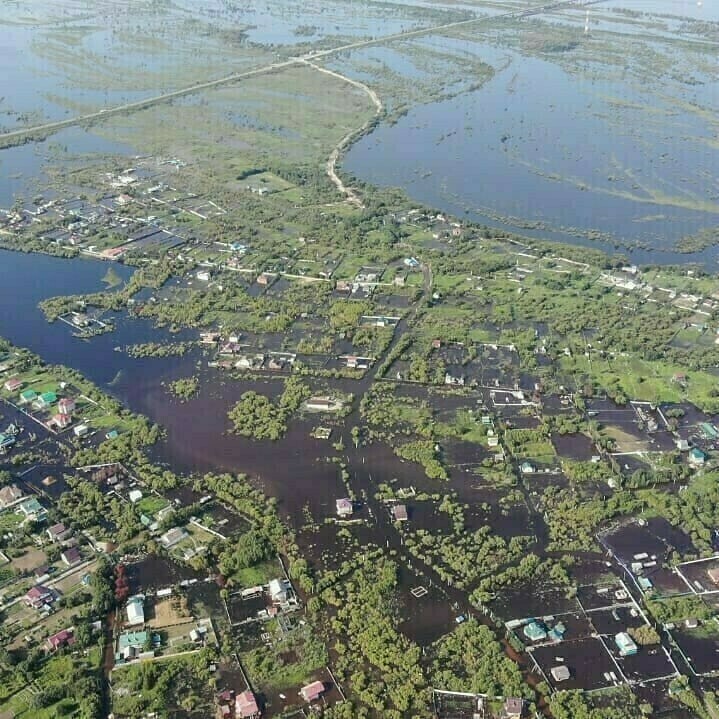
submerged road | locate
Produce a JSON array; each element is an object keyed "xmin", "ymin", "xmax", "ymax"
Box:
[{"xmin": 0, "ymin": 0, "xmax": 605, "ymax": 150}]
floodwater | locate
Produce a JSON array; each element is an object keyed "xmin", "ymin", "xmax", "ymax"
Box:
[
  {"xmin": 342, "ymin": 3, "xmax": 719, "ymax": 263},
  {"xmin": 0, "ymin": 127, "xmax": 136, "ymax": 207}
]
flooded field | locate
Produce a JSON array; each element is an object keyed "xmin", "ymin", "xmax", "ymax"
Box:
[
  {"xmin": 126, "ymin": 554, "xmax": 203, "ymax": 594},
  {"xmin": 342, "ymin": 2, "xmax": 719, "ymax": 262}
]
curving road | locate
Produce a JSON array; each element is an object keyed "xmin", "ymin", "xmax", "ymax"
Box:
[{"xmin": 302, "ymin": 60, "xmax": 383, "ymax": 207}]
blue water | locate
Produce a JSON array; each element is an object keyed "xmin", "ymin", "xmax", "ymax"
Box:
[
  {"xmin": 343, "ymin": 46, "xmax": 719, "ymax": 262},
  {"xmin": 0, "ymin": 127, "xmax": 135, "ymax": 207}
]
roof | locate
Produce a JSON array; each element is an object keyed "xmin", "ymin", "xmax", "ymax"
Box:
[
  {"xmin": 118, "ymin": 630, "xmax": 148, "ymax": 651},
  {"xmin": 26, "ymin": 584, "xmax": 52, "ymax": 600},
  {"xmin": 0, "ymin": 485, "xmax": 23, "ymax": 504},
  {"xmin": 40, "ymin": 391, "xmax": 57, "ymax": 403},
  {"xmin": 20, "ymin": 389, "xmax": 37, "ymax": 400},
  {"xmin": 47, "ymin": 628, "xmax": 74, "ymax": 649},
  {"xmin": 523, "ymin": 620, "xmax": 547, "ymax": 641},
  {"xmin": 18, "ymin": 497, "xmax": 43, "ymax": 515},
  {"xmin": 505, "ymin": 697, "xmax": 524, "ymax": 714},
  {"xmin": 336, "ymin": 498, "xmax": 352, "ymax": 513},
  {"xmin": 235, "ymin": 691, "xmax": 259, "ymax": 718},
  {"xmin": 160, "ymin": 526, "xmax": 188, "ymax": 547},
  {"xmin": 269, "ymin": 578, "xmax": 288, "ymax": 599},
  {"xmin": 48, "ymin": 522, "xmax": 68, "ymax": 537},
  {"xmin": 126, "ymin": 596, "xmax": 145, "ymax": 625},
  {"xmin": 61, "ymin": 547, "xmax": 81, "ymax": 565},
  {"xmin": 393, "ymin": 504, "xmax": 408, "ymax": 521},
  {"xmin": 300, "ymin": 680, "xmax": 324, "ymax": 701}
]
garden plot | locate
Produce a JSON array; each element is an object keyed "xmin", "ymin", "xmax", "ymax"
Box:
[
  {"xmin": 670, "ymin": 619, "xmax": 719, "ymax": 676},
  {"xmin": 600, "ymin": 518, "xmax": 696, "ymax": 596},
  {"xmin": 676, "ymin": 557, "xmax": 719, "ymax": 596}
]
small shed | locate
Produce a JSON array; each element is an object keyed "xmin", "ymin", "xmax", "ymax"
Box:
[{"xmin": 615, "ymin": 631, "xmax": 638, "ymax": 656}]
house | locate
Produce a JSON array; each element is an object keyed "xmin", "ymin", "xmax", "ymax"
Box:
[
  {"xmin": 689, "ymin": 448, "xmax": 706, "ymax": 467},
  {"xmin": 504, "ymin": 698, "xmax": 525, "ymax": 717},
  {"xmin": 551, "ymin": 665, "xmax": 570, "ymax": 683},
  {"xmin": 73, "ymin": 424, "xmax": 89, "ymax": 438},
  {"xmin": 128, "ymin": 489, "xmax": 143, "ymax": 503},
  {"xmin": 0, "ymin": 484, "xmax": 24, "ymax": 508},
  {"xmin": 393, "ymin": 504, "xmax": 408, "ymax": 522},
  {"xmin": 300, "ymin": 681, "xmax": 325, "ymax": 703},
  {"xmin": 3, "ymin": 378, "xmax": 22, "ymax": 392},
  {"xmin": 159, "ymin": 526, "xmax": 188, "ymax": 548},
  {"xmin": 523, "ymin": 620, "xmax": 547, "ymax": 642},
  {"xmin": 33, "ymin": 391, "xmax": 57, "ymax": 409},
  {"xmin": 336, "ymin": 498, "xmax": 353, "ymax": 518},
  {"xmin": 196, "ymin": 270, "xmax": 211, "ymax": 282},
  {"xmin": 0, "ymin": 433, "xmax": 16, "ymax": 454},
  {"xmin": 46, "ymin": 522, "xmax": 72, "ymax": 542},
  {"xmin": 46, "ymin": 628, "xmax": 75, "ymax": 652},
  {"xmin": 126, "ymin": 596, "xmax": 145, "ymax": 626},
  {"xmin": 708, "ymin": 568, "xmax": 719, "ymax": 585},
  {"xmin": 61, "ymin": 547, "xmax": 82, "ymax": 566},
  {"xmin": 189, "ymin": 625, "xmax": 208, "ymax": 643},
  {"xmin": 256, "ymin": 272, "xmax": 273, "ymax": 286},
  {"xmin": 25, "ymin": 584, "xmax": 55, "ymax": 609},
  {"xmin": 676, "ymin": 438, "xmax": 690, "ymax": 452},
  {"xmin": 50, "ymin": 413, "xmax": 72, "ymax": 430},
  {"xmin": 57, "ymin": 397, "xmax": 76, "ymax": 415},
  {"xmin": 106, "ymin": 430, "xmax": 119, "ymax": 440},
  {"xmin": 19, "ymin": 389, "xmax": 37, "ymax": 404},
  {"xmin": 615, "ymin": 632, "xmax": 638, "ymax": 656},
  {"xmin": 17, "ymin": 496, "xmax": 46, "ymax": 522},
  {"xmin": 269, "ymin": 578, "xmax": 290, "ymax": 604},
  {"xmin": 235, "ymin": 690, "xmax": 260, "ymax": 718},
  {"xmin": 520, "ymin": 461, "xmax": 535, "ymax": 474},
  {"xmin": 34, "ymin": 564, "xmax": 50, "ymax": 580}
]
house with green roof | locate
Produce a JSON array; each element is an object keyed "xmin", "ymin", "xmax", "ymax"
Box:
[
  {"xmin": 19, "ymin": 389, "xmax": 37, "ymax": 404},
  {"xmin": 33, "ymin": 391, "xmax": 58, "ymax": 410},
  {"xmin": 689, "ymin": 448, "xmax": 706, "ymax": 467},
  {"xmin": 16, "ymin": 497, "xmax": 47, "ymax": 522},
  {"xmin": 523, "ymin": 620, "xmax": 547, "ymax": 642}
]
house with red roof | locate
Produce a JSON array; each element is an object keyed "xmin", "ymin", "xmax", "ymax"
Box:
[
  {"xmin": 235, "ymin": 690, "xmax": 260, "ymax": 718},
  {"xmin": 300, "ymin": 681, "xmax": 325, "ymax": 703},
  {"xmin": 25, "ymin": 584, "xmax": 55, "ymax": 609},
  {"xmin": 50, "ymin": 413, "xmax": 72, "ymax": 430},
  {"xmin": 3, "ymin": 378, "xmax": 22, "ymax": 392},
  {"xmin": 46, "ymin": 628, "xmax": 75, "ymax": 652}
]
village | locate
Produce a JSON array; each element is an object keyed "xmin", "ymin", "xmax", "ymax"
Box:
[{"xmin": 2, "ymin": 144, "xmax": 719, "ymax": 719}]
